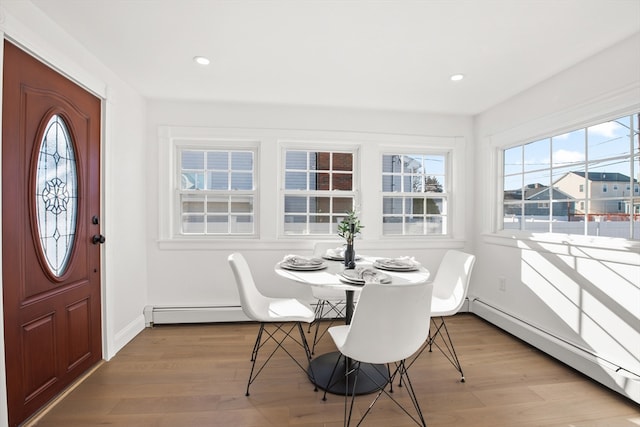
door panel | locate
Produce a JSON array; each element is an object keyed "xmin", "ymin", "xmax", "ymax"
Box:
[{"xmin": 2, "ymin": 40, "xmax": 102, "ymax": 427}]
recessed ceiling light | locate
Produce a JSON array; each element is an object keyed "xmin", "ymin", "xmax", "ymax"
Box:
[
  {"xmin": 193, "ymin": 56, "xmax": 210, "ymax": 66},
  {"xmin": 450, "ymin": 74, "xmax": 464, "ymax": 81}
]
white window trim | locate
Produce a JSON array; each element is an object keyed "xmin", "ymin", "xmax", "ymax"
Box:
[
  {"xmin": 486, "ymin": 87, "xmax": 640, "ymax": 245},
  {"xmin": 158, "ymin": 126, "xmax": 261, "ymax": 242}
]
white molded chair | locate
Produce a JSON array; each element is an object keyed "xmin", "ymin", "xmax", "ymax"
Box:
[
  {"xmin": 307, "ymin": 242, "xmax": 360, "ymax": 354},
  {"xmin": 412, "ymin": 249, "xmax": 476, "ymax": 383},
  {"xmin": 228, "ymin": 252, "xmax": 316, "ymax": 396},
  {"xmin": 324, "ymin": 281, "xmax": 434, "ymax": 426}
]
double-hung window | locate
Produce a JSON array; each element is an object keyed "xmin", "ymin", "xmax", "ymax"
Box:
[
  {"xmin": 381, "ymin": 153, "xmax": 449, "ymax": 236},
  {"xmin": 502, "ymin": 112, "xmax": 639, "ymax": 239},
  {"xmin": 178, "ymin": 148, "xmax": 256, "ymax": 236},
  {"xmin": 283, "ymin": 149, "xmax": 357, "ymax": 235}
]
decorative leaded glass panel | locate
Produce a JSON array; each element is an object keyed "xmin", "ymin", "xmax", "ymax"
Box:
[{"xmin": 36, "ymin": 115, "xmax": 78, "ymax": 277}]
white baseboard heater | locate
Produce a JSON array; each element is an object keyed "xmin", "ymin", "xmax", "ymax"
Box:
[
  {"xmin": 143, "ymin": 305, "xmax": 250, "ymax": 326},
  {"xmin": 470, "ymin": 298, "xmax": 640, "ymax": 405}
]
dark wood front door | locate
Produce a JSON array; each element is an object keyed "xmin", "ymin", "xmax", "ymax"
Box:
[{"xmin": 2, "ymin": 40, "xmax": 103, "ymax": 426}]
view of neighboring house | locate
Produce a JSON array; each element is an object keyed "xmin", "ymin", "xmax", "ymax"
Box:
[
  {"xmin": 554, "ymin": 171, "xmax": 640, "ymax": 218},
  {"xmin": 503, "ymin": 183, "xmax": 575, "ymax": 218}
]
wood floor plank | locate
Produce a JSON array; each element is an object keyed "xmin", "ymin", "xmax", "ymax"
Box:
[{"xmin": 27, "ymin": 314, "xmax": 640, "ymax": 426}]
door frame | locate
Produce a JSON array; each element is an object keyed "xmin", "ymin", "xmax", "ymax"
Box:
[{"xmin": 0, "ymin": 30, "xmax": 109, "ymax": 424}]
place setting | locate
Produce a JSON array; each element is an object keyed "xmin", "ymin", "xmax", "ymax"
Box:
[
  {"xmin": 338, "ymin": 266, "xmax": 392, "ymax": 285},
  {"xmin": 278, "ymin": 254, "xmax": 327, "ymax": 271},
  {"xmin": 372, "ymin": 256, "xmax": 421, "ymax": 272}
]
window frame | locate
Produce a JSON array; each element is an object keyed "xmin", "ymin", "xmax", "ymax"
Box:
[
  {"xmin": 498, "ymin": 111, "xmax": 639, "ymax": 241},
  {"xmin": 380, "ymin": 150, "xmax": 452, "ymax": 237},
  {"xmin": 279, "ymin": 142, "xmax": 360, "ymax": 238},
  {"xmin": 162, "ymin": 133, "xmax": 261, "ymax": 240}
]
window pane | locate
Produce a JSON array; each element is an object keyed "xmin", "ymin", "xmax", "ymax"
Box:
[
  {"xmin": 504, "ymin": 146, "xmax": 522, "ymax": 177},
  {"xmin": 286, "ymin": 151, "xmax": 307, "ymax": 169},
  {"xmin": 383, "ymin": 197, "xmax": 403, "ymax": 214},
  {"xmin": 309, "ymin": 197, "xmax": 330, "ymax": 214},
  {"xmin": 230, "ymin": 215, "xmax": 253, "ymax": 234},
  {"xmin": 312, "ymin": 172, "xmax": 329, "ymax": 190},
  {"xmin": 231, "ymin": 151, "xmax": 253, "ymax": 170},
  {"xmin": 230, "ymin": 172, "xmax": 253, "ymax": 190},
  {"xmin": 332, "ymin": 197, "xmax": 353, "ymax": 214},
  {"xmin": 333, "ymin": 153, "xmax": 353, "ymax": 171},
  {"xmin": 382, "ymin": 175, "xmax": 402, "ymax": 192},
  {"xmin": 206, "ymin": 215, "xmax": 228, "ymax": 234},
  {"xmin": 552, "ymin": 129, "xmax": 584, "ymax": 168},
  {"xmin": 182, "ymin": 151, "xmax": 204, "ymax": 169},
  {"xmin": 588, "ymin": 117, "xmax": 632, "ymax": 161},
  {"xmin": 427, "ymin": 198, "xmax": 444, "ymax": 214},
  {"xmin": 285, "ymin": 172, "xmax": 307, "ymax": 190},
  {"xmin": 182, "ymin": 195, "xmax": 205, "ymax": 213},
  {"xmin": 425, "ymin": 155, "xmax": 445, "ymax": 175},
  {"xmin": 411, "ymin": 198, "xmax": 425, "ymax": 214},
  {"xmin": 284, "ymin": 196, "xmax": 307, "ymax": 213},
  {"xmin": 208, "ymin": 172, "xmax": 228, "ymax": 190},
  {"xmin": 405, "ymin": 216, "xmax": 425, "ymax": 235},
  {"xmin": 332, "ymin": 173, "xmax": 352, "ymax": 191},
  {"xmin": 426, "ymin": 216, "xmax": 444, "ymax": 235},
  {"xmin": 382, "ymin": 216, "xmax": 403, "ymax": 235},
  {"xmin": 182, "ymin": 172, "xmax": 205, "ymax": 190},
  {"xmin": 524, "ymin": 139, "xmax": 550, "ymax": 172},
  {"xmin": 182, "ymin": 215, "xmax": 205, "ymax": 233},
  {"xmin": 207, "ymin": 197, "xmax": 228, "ymax": 213},
  {"xmin": 207, "ymin": 151, "xmax": 227, "ymax": 170},
  {"xmin": 230, "ymin": 196, "xmax": 253, "ymax": 213},
  {"xmin": 283, "ymin": 215, "xmax": 308, "ymax": 234}
]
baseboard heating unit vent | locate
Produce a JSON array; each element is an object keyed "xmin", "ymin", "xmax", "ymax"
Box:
[
  {"xmin": 143, "ymin": 305, "xmax": 249, "ymax": 326},
  {"xmin": 470, "ymin": 298, "xmax": 639, "ymax": 405}
]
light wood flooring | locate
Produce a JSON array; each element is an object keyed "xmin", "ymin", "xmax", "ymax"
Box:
[{"xmin": 28, "ymin": 314, "xmax": 639, "ymax": 426}]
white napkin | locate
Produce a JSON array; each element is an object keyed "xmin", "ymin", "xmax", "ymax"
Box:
[{"xmin": 282, "ymin": 254, "xmax": 324, "ymax": 266}]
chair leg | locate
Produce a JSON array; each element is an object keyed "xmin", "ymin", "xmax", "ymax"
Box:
[
  {"xmin": 310, "ymin": 299, "xmax": 346, "ymax": 355},
  {"xmin": 245, "ymin": 321, "xmax": 316, "ymax": 396},
  {"xmin": 341, "ymin": 360, "xmax": 426, "ymax": 426},
  {"xmin": 428, "ymin": 316, "xmax": 465, "ymax": 382}
]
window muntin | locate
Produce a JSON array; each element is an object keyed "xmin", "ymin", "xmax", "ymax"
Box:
[
  {"xmin": 283, "ymin": 150, "xmax": 356, "ymax": 235},
  {"xmin": 502, "ymin": 113, "xmax": 639, "ymax": 240},
  {"xmin": 382, "ymin": 153, "xmax": 448, "ymax": 236},
  {"xmin": 179, "ymin": 149, "xmax": 255, "ymax": 236}
]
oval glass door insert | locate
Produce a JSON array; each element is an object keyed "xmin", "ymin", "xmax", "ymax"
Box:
[{"xmin": 36, "ymin": 114, "xmax": 78, "ymax": 277}]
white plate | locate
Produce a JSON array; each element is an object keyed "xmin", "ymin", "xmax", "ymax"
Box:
[
  {"xmin": 373, "ymin": 258, "xmax": 420, "ymax": 272},
  {"xmin": 340, "ymin": 268, "xmax": 391, "ymax": 284},
  {"xmin": 279, "ymin": 262, "xmax": 327, "ymax": 271}
]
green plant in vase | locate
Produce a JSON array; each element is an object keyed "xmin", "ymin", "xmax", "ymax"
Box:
[{"xmin": 337, "ymin": 211, "xmax": 363, "ymax": 269}]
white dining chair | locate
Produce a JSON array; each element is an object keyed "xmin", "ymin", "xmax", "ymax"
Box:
[
  {"xmin": 323, "ymin": 281, "xmax": 434, "ymax": 427},
  {"xmin": 415, "ymin": 249, "xmax": 476, "ymax": 383},
  {"xmin": 307, "ymin": 242, "xmax": 360, "ymax": 354},
  {"xmin": 228, "ymin": 252, "xmax": 317, "ymax": 396}
]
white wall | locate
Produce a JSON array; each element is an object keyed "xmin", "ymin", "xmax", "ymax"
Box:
[
  {"xmin": 0, "ymin": 2, "xmax": 149, "ymax": 425},
  {"xmin": 473, "ymin": 32, "xmax": 640, "ymax": 403},
  {"xmin": 145, "ymin": 101, "xmax": 475, "ymax": 315}
]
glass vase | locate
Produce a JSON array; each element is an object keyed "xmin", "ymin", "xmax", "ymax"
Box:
[{"xmin": 344, "ymin": 241, "xmax": 356, "ymax": 269}]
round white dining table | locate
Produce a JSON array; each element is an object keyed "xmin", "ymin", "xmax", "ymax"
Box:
[{"xmin": 275, "ymin": 255, "xmax": 430, "ymax": 395}]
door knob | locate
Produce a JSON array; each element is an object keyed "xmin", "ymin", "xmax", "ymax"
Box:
[{"xmin": 92, "ymin": 234, "xmax": 105, "ymax": 244}]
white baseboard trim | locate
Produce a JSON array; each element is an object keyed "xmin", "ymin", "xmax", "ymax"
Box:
[
  {"xmin": 143, "ymin": 305, "xmax": 250, "ymax": 326},
  {"xmin": 470, "ymin": 298, "xmax": 640, "ymax": 405},
  {"xmin": 110, "ymin": 314, "xmax": 146, "ymax": 359}
]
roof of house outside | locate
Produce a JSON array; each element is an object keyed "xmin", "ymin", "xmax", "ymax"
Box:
[{"xmin": 571, "ymin": 172, "xmax": 637, "ymax": 183}]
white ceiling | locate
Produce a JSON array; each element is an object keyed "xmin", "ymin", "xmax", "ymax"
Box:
[{"xmin": 30, "ymin": 0, "xmax": 640, "ymax": 115}]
